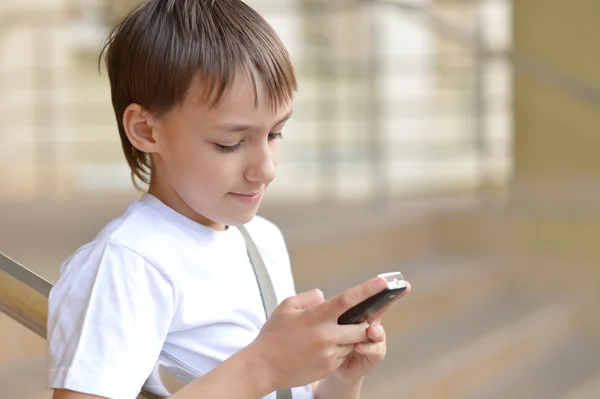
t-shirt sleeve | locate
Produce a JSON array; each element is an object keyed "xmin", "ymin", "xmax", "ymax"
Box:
[{"xmin": 47, "ymin": 238, "xmax": 176, "ymax": 399}]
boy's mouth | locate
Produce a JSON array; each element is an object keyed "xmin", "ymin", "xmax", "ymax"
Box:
[{"xmin": 229, "ymin": 191, "xmax": 263, "ymax": 204}]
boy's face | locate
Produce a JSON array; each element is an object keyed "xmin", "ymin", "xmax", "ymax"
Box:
[{"xmin": 141, "ymin": 71, "xmax": 292, "ymax": 230}]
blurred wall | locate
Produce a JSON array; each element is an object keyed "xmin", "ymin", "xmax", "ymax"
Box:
[
  {"xmin": 511, "ymin": 0, "xmax": 600, "ymax": 329},
  {"xmin": 0, "ymin": 0, "xmax": 513, "ymax": 203},
  {"xmin": 514, "ymin": 0, "xmax": 600, "ymax": 179}
]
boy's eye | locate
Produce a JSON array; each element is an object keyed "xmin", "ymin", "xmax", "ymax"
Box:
[
  {"xmin": 215, "ymin": 133, "xmax": 282, "ymax": 153},
  {"xmin": 268, "ymin": 132, "xmax": 284, "ymax": 141},
  {"xmin": 215, "ymin": 142, "xmax": 242, "ymax": 153}
]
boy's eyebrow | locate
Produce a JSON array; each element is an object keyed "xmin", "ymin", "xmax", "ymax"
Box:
[{"xmin": 218, "ymin": 110, "xmax": 293, "ymax": 132}]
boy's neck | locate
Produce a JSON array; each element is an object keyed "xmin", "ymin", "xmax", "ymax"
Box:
[{"xmin": 148, "ymin": 182, "xmax": 228, "ymax": 231}]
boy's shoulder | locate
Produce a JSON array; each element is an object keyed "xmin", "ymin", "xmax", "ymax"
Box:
[
  {"xmin": 97, "ymin": 198, "xmax": 183, "ymax": 248},
  {"xmin": 89, "ymin": 199, "xmax": 287, "ymax": 255},
  {"xmin": 61, "ymin": 198, "xmax": 291, "ymax": 277},
  {"xmin": 59, "ymin": 198, "xmax": 183, "ymax": 273}
]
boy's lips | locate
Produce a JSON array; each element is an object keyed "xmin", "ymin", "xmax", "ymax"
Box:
[{"xmin": 229, "ymin": 191, "xmax": 263, "ymax": 204}]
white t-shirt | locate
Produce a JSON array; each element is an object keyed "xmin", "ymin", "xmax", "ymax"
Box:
[{"xmin": 47, "ymin": 193, "xmax": 314, "ymax": 399}]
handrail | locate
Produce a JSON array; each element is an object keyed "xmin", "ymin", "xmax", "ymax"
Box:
[
  {"xmin": 0, "ymin": 252, "xmax": 196, "ymax": 398},
  {"xmin": 372, "ymin": 0, "xmax": 600, "ymax": 105}
]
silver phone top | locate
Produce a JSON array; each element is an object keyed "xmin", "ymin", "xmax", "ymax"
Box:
[{"xmin": 377, "ymin": 271, "xmax": 406, "ymax": 290}]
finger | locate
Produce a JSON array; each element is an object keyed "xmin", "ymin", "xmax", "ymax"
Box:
[
  {"xmin": 285, "ymin": 288, "xmax": 325, "ymax": 310},
  {"xmin": 335, "ymin": 322, "xmax": 369, "ymax": 345},
  {"xmin": 354, "ymin": 342, "xmax": 386, "ymax": 362},
  {"xmin": 369, "ymin": 281, "xmax": 411, "ymax": 323},
  {"xmin": 312, "ymin": 277, "xmax": 388, "ymax": 322},
  {"xmin": 335, "ymin": 344, "xmax": 355, "ymax": 359},
  {"xmin": 367, "ymin": 323, "xmax": 386, "ymax": 343}
]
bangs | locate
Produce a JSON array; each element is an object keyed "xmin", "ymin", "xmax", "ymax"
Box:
[
  {"xmin": 183, "ymin": 0, "xmax": 297, "ymax": 110},
  {"xmin": 104, "ymin": 0, "xmax": 297, "ymax": 117},
  {"xmin": 195, "ymin": 37, "xmax": 297, "ymax": 112}
]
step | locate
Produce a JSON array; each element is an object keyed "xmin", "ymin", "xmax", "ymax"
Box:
[
  {"xmin": 562, "ymin": 370, "xmax": 600, "ymax": 399},
  {"xmin": 462, "ymin": 332, "xmax": 600, "ymax": 399},
  {"xmin": 0, "ymin": 255, "xmax": 501, "ymax": 398},
  {"xmin": 265, "ymin": 199, "xmax": 478, "ymax": 286},
  {"xmin": 0, "ymin": 356, "xmax": 49, "ymax": 399},
  {"xmin": 360, "ymin": 290, "xmax": 577, "ymax": 399},
  {"xmin": 2, "ymin": 263, "xmax": 564, "ymax": 399},
  {"xmin": 287, "ymin": 217, "xmax": 431, "ymax": 289},
  {"xmin": 297, "ymin": 255, "xmax": 509, "ymax": 337},
  {"xmin": 0, "ymin": 197, "xmax": 475, "ymax": 393},
  {"xmin": 0, "ymin": 195, "xmax": 464, "ymax": 284}
]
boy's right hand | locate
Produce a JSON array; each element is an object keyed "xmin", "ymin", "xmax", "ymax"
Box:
[{"xmin": 249, "ymin": 277, "xmax": 390, "ymax": 391}]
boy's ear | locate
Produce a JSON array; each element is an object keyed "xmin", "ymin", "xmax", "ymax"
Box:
[{"xmin": 122, "ymin": 103, "xmax": 159, "ymax": 153}]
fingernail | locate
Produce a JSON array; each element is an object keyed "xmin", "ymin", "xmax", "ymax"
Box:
[
  {"xmin": 375, "ymin": 278, "xmax": 387, "ymax": 290},
  {"xmin": 368, "ymin": 324, "xmax": 380, "ymax": 335}
]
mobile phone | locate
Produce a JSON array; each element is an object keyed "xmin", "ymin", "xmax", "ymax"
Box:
[{"xmin": 337, "ymin": 272, "xmax": 407, "ymax": 325}]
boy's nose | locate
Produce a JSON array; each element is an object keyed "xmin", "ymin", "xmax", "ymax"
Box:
[{"xmin": 245, "ymin": 146, "xmax": 277, "ymax": 184}]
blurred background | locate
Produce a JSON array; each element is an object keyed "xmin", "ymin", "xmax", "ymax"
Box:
[{"xmin": 1, "ymin": 0, "xmax": 599, "ymax": 398}]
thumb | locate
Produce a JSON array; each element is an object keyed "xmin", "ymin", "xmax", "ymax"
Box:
[
  {"xmin": 367, "ymin": 321, "xmax": 382, "ymax": 340},
  {"xmin": 286, "ymin": 288, "xmax": 325, "ymax": 310}
]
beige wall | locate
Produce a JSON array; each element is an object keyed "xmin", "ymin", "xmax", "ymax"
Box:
[
  {"xmin": 513, "ymin": 0, "xmax": 600, "ymax": 179},
  {"xmin": 511, "ymin": 0, "xmax": 600, "ymax": 329}
]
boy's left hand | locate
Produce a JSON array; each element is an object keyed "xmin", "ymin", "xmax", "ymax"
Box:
[
  {"xmin": 332, "ymin": 281, "xmax": 411, "ymax": 382},
  {"xmin": 331, "ymin": 322, "xmax": 387, "ymax": 382}
]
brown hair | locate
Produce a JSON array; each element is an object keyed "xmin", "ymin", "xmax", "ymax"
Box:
[{"xmin": 100, "ymin": 0, "xmax": 298, "ymax": 188}]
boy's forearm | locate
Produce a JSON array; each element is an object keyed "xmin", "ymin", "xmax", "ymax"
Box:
[
  {"xmin": 313, "ymin": 375, "xmax": 363, "ymax": 399},
  {"xmin": 170, "ymin": 344, "xmax": 274, "ymax": 399}
]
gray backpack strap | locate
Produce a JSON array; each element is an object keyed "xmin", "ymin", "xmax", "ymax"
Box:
[{"xmin": 238, "ymin": 225, "xmax": 294, "ymax": 399}]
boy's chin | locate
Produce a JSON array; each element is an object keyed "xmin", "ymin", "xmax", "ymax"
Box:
[{"xmin": 220, "ymin": 209, "xmax": 259, "ymax": 228}]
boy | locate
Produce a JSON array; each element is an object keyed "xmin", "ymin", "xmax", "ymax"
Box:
[{"xmin": 47, "ymin": 1, "xmax": 411, "ymax": 398}]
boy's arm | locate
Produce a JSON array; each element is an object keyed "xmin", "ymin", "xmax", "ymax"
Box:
[
  {"xmin": 52, "ymin": 355, "xmax": 362, "ymax": 399},
  {"xmin": 311, "ymin": 376, "xmax": 363, "ymax": 399},
  {"xmin": 53, "ymin": 391, "xmax": 105, "ymax": 399},
  {"xmin": 169, "ymin": 343, "xmax": 272, "ymax": 399},
  {"xmin": 51, "ymin": 343, "xmax": 362, "ymax": 399},
  {"xmin": 52, "ymin": 343, "xmax": 274, "ymax": 399}
]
